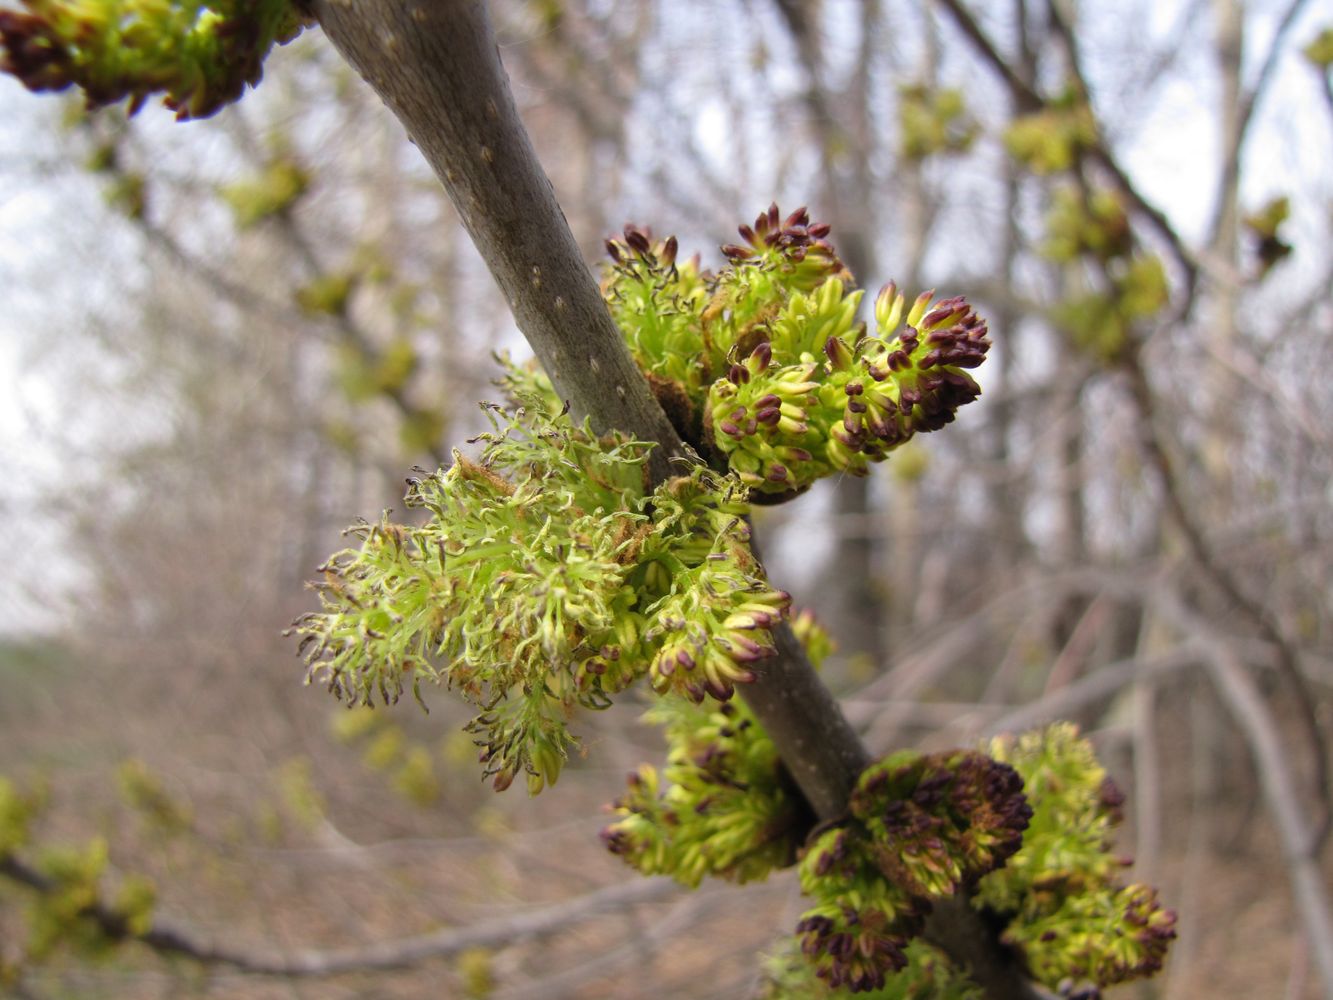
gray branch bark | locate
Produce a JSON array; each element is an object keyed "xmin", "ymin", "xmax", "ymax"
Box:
[
  {"xmin": 309, "ymin": 3, "xmax": 1043, "ymax": 996},
  {"xmin": 309, "ymin": 0, "xmax": 686, "ymax": 485},
  {"xmin": 0, "ymin": 854, "xmax": 676, "ymax": 976}
]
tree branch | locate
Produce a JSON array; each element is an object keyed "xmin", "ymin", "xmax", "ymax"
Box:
[
  {"xmin": 1148, "ymin": 590, "xmax": 1333, "ymax": 1000},
  {"xmin": 1123, "ymin": 360, "xmax": 1331, "ymax": 845},
  {"xmin": 307, "ymin": 3, "xmax": 1044, "ymax": 996},
  {"xmin": 0, "ymin": 853, "xmax": 676, "ymax": 976},
  {"xmin": 938, "ymin": 0, "xmax": 1199, "ymax": 303},
  {"xmin": 1207, "ymin": 0, "xmax": 1314, "ymax": 247},
  {"xmin": 308, "ymin": 0, "xmax": 687, "ymax": 486}
]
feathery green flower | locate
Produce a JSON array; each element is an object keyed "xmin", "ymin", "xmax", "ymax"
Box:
[{"xmin": 293, "ymin": 402, "xmax": 787, "ymax": 791}]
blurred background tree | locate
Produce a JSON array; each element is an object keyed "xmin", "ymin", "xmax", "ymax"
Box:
[{"xmin": 1, "ymin": 1, "xmax": 1331, "ymax": 997}]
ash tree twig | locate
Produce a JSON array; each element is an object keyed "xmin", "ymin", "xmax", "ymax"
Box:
[
  {"xmin": 0, "ymin": 853, "xmax": 677, "ymax": 977},
  {"xmin": 306, "ymin": 2, "xmax": 1044, "ymax": 997},
  {"xmin": 937, "ymin": 0, "xmax": 1200, "ymax": 305}
]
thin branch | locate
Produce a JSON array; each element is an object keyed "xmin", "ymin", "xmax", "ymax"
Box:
[
  {"xmin": 0, "ymin": 854, "xmax": 677, "ymax": 977},
  {"xmin": 1040, "ymin": 0, "xmax": 1200, "ymax": 305},
  {"xmin": 1207, "ymin": 0, "xmax": 1315, "ymax": 247},
  {"xmin": 113, "ymin": 184, "xmax": 453, "ymax": 466},
  {"xmin": 982, "ymin": 643, "xmax": 1203, "ymax": 737},
  {"xmin": 309, "ymin": 0, "xmax": 688, "ymax": 486},
  {"xmin": 1149, "ymin": 590, "xmax": 1333, "ymax": 1000},
  {"xmin": 1124, "ymin": 360, "xmax": 1331, "ymax": 846},
  {"xmin": 934, "ymin": 0, "xmax": 1042, "ymax": 110},
  {"xmin": 937, "ymin": 0, "xmax": 1199, "ymax": 304}
]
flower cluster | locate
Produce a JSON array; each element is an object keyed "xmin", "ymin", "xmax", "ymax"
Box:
[
  {"xmin": 1037, "ymin": 184, "xmax": 1168, "ymax": 365},
  {"xmin": 602, "ymin": 227, "xmax": 711, "ymax": 397},
  {"xmin": 0, "ymin": 0, "xmax": 308, "ymax": 119},
  {"xmin": 0, "ymin": 772, "xmax": 158, "ymax": 967},
  {"xmin": 795, "ymin": 751, "xmax": 1031, "ymax": 992},
  {"xmin": 756, "ymin": 725, "xmax": 1173, "ymax": 996},
  {"xmin": 975, "ymin": 724, "xmax": 1177, "ymax": 990},
  {"xmin": 601, "ymin": 695, "xmax": 812, "ymax": 887},
  {"xmin": 602, "ymin": 205, "xmax": 990, "ymax": 498},
  {"xmin": 760, "ymin": 937, "xmax": 980, "ymax": 1000},
  {"xmin": 0, "ymin": 776, "xmax": 40, "ymax": 859},
  {"xmin": 291, "ymin": 401, "xmax": 789, "ymax": 793}
]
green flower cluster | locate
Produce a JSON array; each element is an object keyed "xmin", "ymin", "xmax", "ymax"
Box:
[
  {"xmin": 3, "ymin": 834, "xmax": 157, "ymax": 966},
  {"xmin": 601, "ymin": 695, "xmax": 811, "ymax": 887},
  {"xmin": 602, "ymin": 711, "xmax": 1172, "ymax": 995},
  {"xmin": 0, "ymin": 0, "xmax": 308, "ymax": 119},
  {"xmin": 1003, "ymin": 90, "xmax": 1098, "ymax": 174},
  {"xmin": 761, "ymin": 937, "xmax": 980, "ymax": 1000},
  {"xmin": 602, "ymin": 206, "xmax": 990, "ymax": 498},
  {"xmin": 976, "ymin": 723, "xmax": 1177, "ymax": 990},
  {"xmin": 1038, "ymin": 184, "xmax": 1169, "ymax": 365},
  {"xmin": 0, "ymin": 776, "xmax": 41, "ymax": 858},
  {"xmin": 292, "ymin": 401, "xmax": 789, "ymax": 793},
  {"xmin": 795, "ymin": 751, "xmax": 1031, "ymax": 993}
]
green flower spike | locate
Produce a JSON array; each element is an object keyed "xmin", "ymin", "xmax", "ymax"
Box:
[
  {"xmin": 598, "ymin": 206, "xmax": 990, "ymax": 498},
  {"xmin": 293, "ymin": 401, "xmax": 788, "ymax": 792},
  {"xmin": 795, "ymin": 750, "xmax": 1031, "ymax": 993},
  {"xmin": 0, "ymin": 0, "xmax": 308, "ymax": 119},
  {"xmin": 705, "ymin": 340, "xmax": 822, "ymax": 490},
  {"xmin": 761, "ymin": 935, "xmax": 981, "ymax": 1000},
  {"xmin": 603, "ymin": 226, "xmax": 711, "ymax": 397},
  {"xmin": 976, "ymin": 724, "xmax": 1177, "ymax": 990},
  {"xmin": 795, "ymin": 824, "xmax": 929, "ymax": 993},
  {"xmin": 704, "ymin": 238, "xmax": 989, "ymax": 494},
  {"xmin": 639, "ymin": 470, "xmax": 791, "ymax": 702},
  {"xmin": 822, "ymin": 283, "xmax": 988, "ymax": 474},
  {"xmin": 601, "ymin": 695, "xmax": 811, "ymax": 888}
]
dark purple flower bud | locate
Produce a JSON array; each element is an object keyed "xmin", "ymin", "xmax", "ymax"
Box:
[
  {"xmin": 808, "ymin": 222, "xmax": 831, "ymax": 239},
  {"xmin": 1100, "ymin": 776, "xmax": 1127, "ymax": 823},
  {"xmin": 863, "ymin": 412, "xmax": 895, "ymax": 440},
  {"xmin": 921, "ymin": 299, "xmax": 966, "ymax": 328},
  {"xmin": 755, "ymin": 407, "xmax": 781, "ymax": 425},
  {"xmin": 830, "ymin": 424, "xmax": 864, "ymax": 448},
  {"xmin": 721, "ymin": 243, "xmax": 754, "ymax": 261},
  {"xmin": 825, "ymin": 335, "xmax": 853, "ymax": 370},
  {"xmin": 604, "ymin": 239, "xmax": 622, "ymax": 263},
  {"xmin": 661, "ymin": 234, "xmax": 678, "ymax": 265},
  {"xmin": 623, "ymin": 226, "xmax": 651, "ymax": 256},
  {"xmin": 886, "ymin": 349, "xmax": 912, "ymax": 372}
]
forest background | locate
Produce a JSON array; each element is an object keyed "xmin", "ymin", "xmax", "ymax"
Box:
[{"xmin": 1, "ymin": 1, "xmax": 1331, "ymax": 997}]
